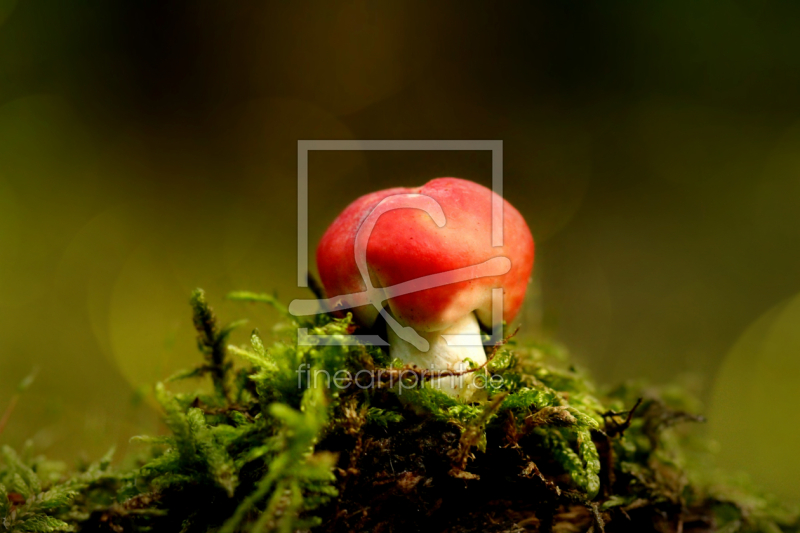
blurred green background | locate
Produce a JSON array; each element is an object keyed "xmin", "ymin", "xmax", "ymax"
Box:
[{"xmin": 1, "ymin": 1, "xmax": 800, "ymax": 502}]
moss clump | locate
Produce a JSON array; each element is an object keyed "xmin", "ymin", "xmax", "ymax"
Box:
[{"xmin": 1, "ymin": 288, "xmax": 798, "ymax": 532}]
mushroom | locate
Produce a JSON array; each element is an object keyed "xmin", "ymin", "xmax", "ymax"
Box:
[{"xmin": 315, "ymin": 177, "xmax": 534, "ymax": 400}]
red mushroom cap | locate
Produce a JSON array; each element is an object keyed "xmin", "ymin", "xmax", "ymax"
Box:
[{"xmin": 316, "ymin": 178, "xmax": 534, "ymax": 333}]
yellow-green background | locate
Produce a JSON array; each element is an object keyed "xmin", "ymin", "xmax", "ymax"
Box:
[{"xmin": 1, "ymin": 1, "xmax": 799, "ymax": 502}]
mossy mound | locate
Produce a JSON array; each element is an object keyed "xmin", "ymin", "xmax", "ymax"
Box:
[{"xmin": 0, "ymin": 289, "xmax": 797, "ymax": 532}]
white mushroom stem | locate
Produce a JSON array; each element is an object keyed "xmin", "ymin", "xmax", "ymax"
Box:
[{"xmin": 387, "ymin": 312, "xmax": 488, "ymax": 400}]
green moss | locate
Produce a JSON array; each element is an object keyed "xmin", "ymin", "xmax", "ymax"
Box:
[{"xmin": 0, "ymin": 288, "xmax": 797, "ymax": 532}]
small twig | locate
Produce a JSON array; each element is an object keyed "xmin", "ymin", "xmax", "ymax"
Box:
[
  {"xmin": 307, "ymin": 273, "xmax": 326, "ymax": 301},
  {"xmin": 191, "ymin": 398, "xmax": 256, "ymax": 421},
  {"xmin": 602, "ymin": 397, "xmax": 643, "ymax": 437},
  {"xmin": 417, "ymin": 325, "xmax": 517, "ymax": 380},
  {"xmin": 97, "ymin": 492, "xmax": 166, "ymax": 532},
  {"xmin": 641, "ymin": 400, "xmax": 706, "ymax": 449},
  {"xmin": 350, "ymin": 326, "xmax": 520, "ymax": 389}
]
